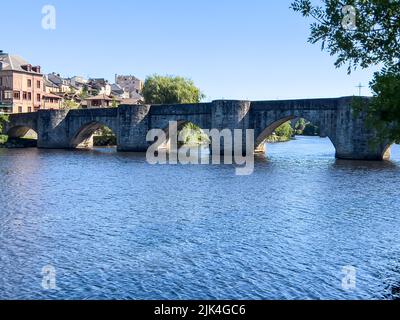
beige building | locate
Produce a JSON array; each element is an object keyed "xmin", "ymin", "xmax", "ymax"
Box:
[
  {"xmin": 43, "ymin": 92, "xmax": 63, "ymax": 110},
  {"xmin": 115, "ymin": 75, "xmax": 143, "ymax": 102},
  {"xmin": 85, "ymin": 94, "xmax": 120, "ymax": 108},
  {"xmin": 0, "ymin": 51, "xmax": 46, "ymax": 113}
]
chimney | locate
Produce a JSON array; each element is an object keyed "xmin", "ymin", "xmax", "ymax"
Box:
[
  {"xmin": 22, "ymin": 64, "xmax": 32, "ymax": 72},
  {"xmin": 32, "ymin": 66, "xmax": 41, "ymax": 74}
]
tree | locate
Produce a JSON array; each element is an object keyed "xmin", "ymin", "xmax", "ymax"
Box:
[
  {"xmin": 303, "ymin": 123, "xmax": 320, "ymax": 136},
  {"xmin": 180, "ymin": 122, "xmax": 210, "ymax": 145},
  {"xmin": 291, "ymin": 0, "xmax": 400, "ymax": 142},
  {"xmin": 79, "ymin": 85, "xmax": 89, "ymax": 99},
  {"xmin": 62, "ymin": 99, "xmax": 80, "ymax": 110},
  {"xmin": 111, "ymin": 97, "xmax": 119, "ymax": 108},
  {"xmin": 0, "ymin": 114, "xmax": 9, "ymax": 134},
  {"xmin": 142, "ymin": 75, "xmax": 205, "ymax": 104},
  {"xmin": 353, "ymin": 71, "xmax": 400, "ymax": 143},
  {"xmin": 275, "ymin": 121, "xmax": 294, "ymax": 138},
  {"xmin": 295, "ymin": 118, "xmax": 307, "ymax": 134}
]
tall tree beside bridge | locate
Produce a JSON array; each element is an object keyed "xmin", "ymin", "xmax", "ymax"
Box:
[
  {"xmin": 291, "ymin": 0, "xmax": 400, "ymax": 143},
  {"xmin": 142, "ymin": 75, "xmax": 205, "ymax": 104}
]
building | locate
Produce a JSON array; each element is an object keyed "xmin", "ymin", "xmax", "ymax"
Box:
[
  {"xmin": 115, "ymin": 74, "xmax": 143, "ymax": 101},
  {"xmin": 70, "ymin": 76, "xmax": 87, "ymax": 88},
  {"xmin": 44, "ymin": 77, "xmax": 59, "ymax": 93},
  {"xmin": 111, "ymin": 83, "xmax": 129, "ymax": 99},
  {"xmin": 43, "ymin": 92, "xmax": 63, "ymax": 110},
  {"xmin": 87, "ymin": 78, "xmax": 112, "ymax": 96},
  {"xmin": 0, "ymin": 50, "xmax": 46, "ymax": 113},
  {"xmin": 85, "ymin": 94, "xmax": 120, "ymax": 108},
  {"xmin": 46, "ymin": 73, "xmax": 71, "ymax": 93}
]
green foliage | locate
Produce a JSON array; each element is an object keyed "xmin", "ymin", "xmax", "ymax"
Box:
[
  {"xmin": 291, "ymin": 0, "xmax": 400, "ymax": 142},
  {"xmin": 291, "ymin": 0, "xmax": 400, "ymax": 73},
  {"xmin": 111, "ymin": 98, "xmax": 119, "ymax": 108},
  {"xmin": 96, "ymin": 126, "xmax": 114, "ymax": 136},
  {"xmin": 93, "ymin": 135, "xmax": 117, "ymax": 146},
  {"xmin": 294, "ymin": 118, "xmax": 320, "ymax": 135},
  {"xmin": 353, "ymin": 71, "xmax": 400, "ymax": 144},
  {"xmin": 295, "ymin": 118, "xmax": 307, "ymax": 134},
  {"xmin": 62, "ymin": 99, "xmax": 80, "ymax": 110},
  {"xmin": 80, "ymin": 85, "xmax": 89, "ymax": 99},
  {"xmin": 267, "ymin": 121, "xmax": 294, "ymax": 143},
  {"xmin": 303, "ymin": 123, "xmax": 320, "ymax": 136},
  {"xmin": 143, "ymin": 75, "xmax": 205, "ymax": 104},
  {"xmin": 0, "ymin": 114, "xmax": 9, "ymax": 134},
  {"xmin": 275, "ymin": 121, "xmax": 294, "ymax": 138},
  {"xmin": 180, "ymin": 123, "xmax": 210, "ymax": 145},
  {"xmin": 0, "ymin": 135, "xmax": 8, "ymax": 145},
  {"xmin": 93, "ymin": 126, "xmax": 117, "ymax": 146}
]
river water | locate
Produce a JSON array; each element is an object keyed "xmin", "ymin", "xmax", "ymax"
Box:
[{"xmin": 1, "ymin": 136, "xmax": 400, "ymax": 300}]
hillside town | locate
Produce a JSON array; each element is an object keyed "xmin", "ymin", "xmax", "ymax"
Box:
[{"xmin": 0, "ymin": 50, "xmax": 144, "ymax": 114}]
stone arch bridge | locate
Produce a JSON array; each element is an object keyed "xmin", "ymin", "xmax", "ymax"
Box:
[{"xmin": 3, "ymin": 97, "xmax": 391, "ymax": 160}]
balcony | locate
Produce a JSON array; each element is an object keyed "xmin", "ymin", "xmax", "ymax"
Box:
[{"xmin": 0, "ymin": 102, "xmax": 13, "ymax": 114}]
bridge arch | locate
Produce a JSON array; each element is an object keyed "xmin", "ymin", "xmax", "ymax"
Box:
[
  {"xmin": 6, "ymin": 125, "xmax": 38, "ymax": 139},
  {"xmin": 157, "ymin": 119, "xmax": 210, "ymax": 150},
  {"xmin": 254, "ymin": 110, "xmax": 337, "ymax": 155},
  {"xmin": 70, "ymin": 121, "xmax": 118, "ymax": 149},
  {"xmin": 381, "ymin": 143, "xmax": 394, "ymax": 160}
]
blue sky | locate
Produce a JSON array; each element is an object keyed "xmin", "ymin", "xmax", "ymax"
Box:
[{"xmin": 1, "ymin": 0, "xmax": 378, "ymax": 101}]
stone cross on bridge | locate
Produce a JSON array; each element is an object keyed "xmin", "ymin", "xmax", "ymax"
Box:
[{"xmin": 3, "ymin": 97, "xmax": 391, "ymax": 160}]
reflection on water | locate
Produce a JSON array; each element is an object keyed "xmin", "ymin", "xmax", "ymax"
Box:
[{"xmin": 0, "ymin": 136, "xmax": 400, "ymax": 300}]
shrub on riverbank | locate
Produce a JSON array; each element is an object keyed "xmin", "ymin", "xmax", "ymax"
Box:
[
  {"xmin": 266, "ymin": 121, "xmax": 294, "ymax": 143},
  {"xmin": 0, "ymin": 135, "xmax": 8, "ymax": 145},
  {"xmin": 0, "ymin": 115, "xmax": 9, "ymax": 145},
  {"xmin": 295, "ymin": 119, "xmax": 320, "ymax": 136},
  {"xmin": 93, "ymin": 135, "xmax": 117, "ymax": 146},
  {"xmin": 1, "ymin": 137, "xmax": 37, "ymax": 148}
]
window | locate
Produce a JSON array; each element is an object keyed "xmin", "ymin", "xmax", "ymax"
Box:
[
  {"xmin": 37, "ymin": 80, "xmax": 41, "ymax": 89},
  {"xmin": 23, "ymin": 92, "xmax": 28, "ymax": 100},
  {"xmin": 28, "ymin": 107, "xmax": 32, "ymax": 112},
  {"xmin": 28, "ymin": 92, "xmax": 32, "ymax": 100},
  {"xmin": 37, "ymin": 94, "xmax": 41, "ymax": 102},
  {"xmin": 27, "ymin": 79, "xmax": 32, "ymax": 87},
  {"xmin": 13, "ymin": 91, "xmax": 20, "ymax": 99},
  {"xmin": 3, "ymin": 91, "xmax": 12, "ymax": 99},
  {"xmin": 18, "ymin": 106, "xmax": 23, "ymax": 113}
]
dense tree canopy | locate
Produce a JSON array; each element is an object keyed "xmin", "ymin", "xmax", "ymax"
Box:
[
  {"xmin": 291, "ymin": 0, "xmax": 400, "ymax": 73},
  {"xmin": 142, "ymin": 75, "xmax": 205, "ymax": 104},
  {"xmin": 291, "ymin": 0, "xmax": 400, "ymax": 142}
]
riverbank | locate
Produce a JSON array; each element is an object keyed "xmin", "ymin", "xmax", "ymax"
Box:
[
  {"xmin": 266, "ymin": 135, "xmax": 292, "ymax": 143},
  {"xmin": 93, "ymin": 135, "xmax": 117, "ymax": 147},
  {"xmin": 0, "ymin": 137, "xmax": 37, "ymax": 148}
]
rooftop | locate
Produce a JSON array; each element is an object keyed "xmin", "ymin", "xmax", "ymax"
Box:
[
  {"xmin": 0, "ymin": 51, "xmax": 42, "ymax": 74},
  {"xmin": 86, "ymin": 94, "xmax": 118, "ymax": 101},
  {"xmin": 44, "ymin": 92, "xmax": 63, "ymax": 99}
]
